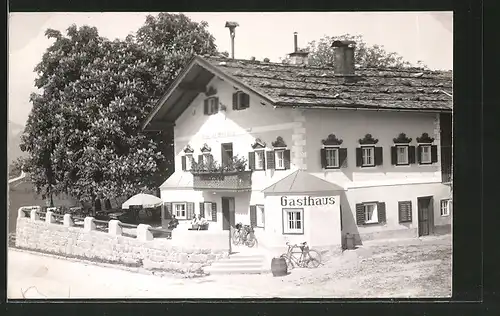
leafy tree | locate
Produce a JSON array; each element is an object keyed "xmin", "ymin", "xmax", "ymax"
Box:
[
  {"xmin": 286, "ymin": 34, "xmax": 422, "ymax": 69},
  {"xmin": 20, "ymin": 13, "xmax": 218, "ymax": 211}
]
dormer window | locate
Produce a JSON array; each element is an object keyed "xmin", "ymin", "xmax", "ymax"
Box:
[
  {"xmin": 232, "ymin": 91, "xmax": 250, "ymax": 110},
  {"xmin": 203, "ymin": 97, "xmax": 219, "ymax": 116},
  {"xmin": 416, "ymin": 133, "xmax": 438, "ymax": 165}
]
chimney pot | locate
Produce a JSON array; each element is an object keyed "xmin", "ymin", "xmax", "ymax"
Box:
[
  {"xmin": 288, "ymin": 32, "xmax": 309, "ymax": 65},
  {"xmin": 294, "ymin": 32, "xmax": 298, "ymax": 52},
  {"xmin": 331, "ymin": 40, "xmax": 356, "ymax": 75}
]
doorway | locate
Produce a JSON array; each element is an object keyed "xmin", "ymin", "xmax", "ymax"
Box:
[
  {"xmin": 221, "ymin": 197, "xmax": 235, "ymax": 230},
  {"xmin": 417, "ymin": 196, "xmax": 434, "ymax": 236}
]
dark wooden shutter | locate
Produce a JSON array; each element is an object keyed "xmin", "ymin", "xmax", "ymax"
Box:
[
  {"xmin": 408, "ymin": 146, "xmax": 416, "ymax": 164},
  {"xmin": 199, "ymin": 202, "xmax": 205, "ymax": 218},
  {"xmin": 232, "ymin": 93, "xmax": 238, "ymax": 110},
  {"xmin": 203, "ymin": 99, "xmax": 209, "ymax": 115},
  {"xmin": 377, "ymin": 202, "xmax": 387, "ymax": 224},
  {"xmin": 417, "ymin": 146, "xmax": 422, "ymax": 164},
  {"xmin": 261, "ymin": 151, "xmax": 266, "ymax": 169},
  {"xmin": 356, "ymin": 203, "xmax": 365, "ymax": 225},
  {"xmin": 320, "ymin": 149, "xmax": 327, "ymax": 169},
  {"xmin": 356, "ymin": 148, "xmax": 362, "ymax": 167},
  {"xmin": 339, "ymin": 148, "xmax": 348, "ymax": 168},
  {"xmin": 391, "ymin": 146, "xmax": 397, "ymax": 165},
  {"xmin": 374, "ymin": 147, "xmax": 383, "ymax": 166},
  {"xmin": 164, "ymin": 202, "xmax": 172, "ymax": 219},
  {"xmin": 249, "ymin": 205, "xmax": 257, "ymax": 227},
  {"xmin": 248, "ymin": 151, "xmax": 255, "ymax": 170},
  {"xmin": 187, "ymin": 202, "xmax": 195, "ymax": 220},
  {"xmin": 214, "ymin": 97, "xmax": 220, "ymax": 113},
  {"xmin": 431, "ymin": 145, "xmax": 438, "ymax": 163},
  {"xmin": 198, "ymin": 154, "xmax": 203, "ymax": 164},
  {"xmin": 211, "ymin": 203, "xmax": 217, "ymax": 222},
  {"xmin": 284, "ymin": 149, "xmax": 291, "ymax": 169},
  {"xmin": 398, "ymin": 201, "xmax": 412, "ymax": 223},
  {"xmin": 266, "ymin": 151, "xmax": 275, "ymax": 170},
  {"xmin": 181, "ymin": 156, "xmax": 186, "ymax": 170},
  {"xmin": 242, "ymin": 93, "xmax": 250, "ymax": 109}
]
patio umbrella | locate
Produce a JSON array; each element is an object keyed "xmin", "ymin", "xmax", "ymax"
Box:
[{"xmin": 121, "ymin": 193, "xmax": 163, "ymax": 209}]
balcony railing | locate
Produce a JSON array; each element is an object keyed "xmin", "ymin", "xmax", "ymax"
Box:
[{"xmin": 192, "ymin": 170, "xmax": 253, "ymax": 191}]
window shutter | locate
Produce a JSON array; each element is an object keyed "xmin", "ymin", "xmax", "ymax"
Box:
[
  {"xmin": 262, "ymin": 151, "xmax": 266, "ymax": 169},
  {"xmin": 431, "ymin": 145, "xmax": 438, "ymax": 163},
  {"xmin": 199, "ymin": 202, "xmax": 205, "ymax": 218},
  {"xmin": 181, "ymin": 156, "xmax": 187, "ymax": 171},
  {"xmin": 187, "ymin": 202, "xmax": 195, "ymax": 220},
  {"xmin": 417, "ymin": 146, "xmax": 422, "ymax": 164},
  {"xmin": 398, "ymin": 201, "xmax": 412, "ymax": 223},
  {"xmin": 248, "ymin": 151, "xmax": 256, "ymax": 170},
  {"xmin": 249, "ymin": 205, "xmax": 257, "ymax": 227},
  {"xmin": 356, "ymin": 148, "xmax": 362, "ymax": 167},
  {"xmin": 164, "ymin": 202, "xmax": 172, "ymax": 219},
  {"xmin": 374, "ymin": 147, "xmax": 383, "ymax": 166},
  {"xmin": 232, "ymin": 93, "xmax": 238, "ymax": 110},
  {"xmin": 339, "ymin": 148, "xmax": 348, "ymax": 168},
  {"xmin": 408, "ymin": 146, "xmax": 416, "ymax": 164},
  {"xmin": 391, "ymin": 146, "xmax": 397, "ymax": 165},
  {"xmin": 266, "ymin": 150, "xmax": 275, "ymax": 170},
  {"xmin": 320, "ymin": 149, "xmax": 327, "ymax": 169},
  {"xmin": 242, "ymin": 93, "xmax": 250, "ymax": 109},
  {"xmin": 198, "ymin": 154, "xmax": 203, "ymax": 164},
  {"xmin": 214, "ymin": 97, "xmax": 220, "ymax": 113},
  {"xmin": 283, "ymin": 149, "xmax": 291, "ymax": 169},
  {"xmin": 356, "ymin": 203, "xmax": 365, "ymax": 225},
  {"xmin": 211, "ymin": 203, "xmax": 217, "ymax": 222},
  {"xmin": 203, "ymin": 99, "xmax": 209, "ymax": 115},
  {"xmin": 377, "ymin": 202, "xmax": 387, "ymax": 224}
]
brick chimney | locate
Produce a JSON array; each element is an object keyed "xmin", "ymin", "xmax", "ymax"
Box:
[
  {"xmin": 288, "ymin": 32, "xmax": 309, "ymax": 65},
  {"xmin": 331, "ymin": 40, "xmax": 356, "ymax": 75}
]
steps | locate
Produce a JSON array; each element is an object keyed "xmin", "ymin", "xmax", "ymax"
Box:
[{"xmin": 204, "ymin": 251, "xmax": 271, "ymax": 275}]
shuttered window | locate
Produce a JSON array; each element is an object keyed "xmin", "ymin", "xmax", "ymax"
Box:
[
  {"xmin": 200, "ymin": 202, "xmax": 216, "ymax": 221},
  {"xmin": 249, "ymin": 204, "xmax": 265, "ymax": 228},
  {"xmin": 232, "ymin": 91, "xmax": 250, "ymax": 110},
  {"xmin": 182, "ymin": 154, "xmax": 193, "ymax": 171},
  {"xmin": 355, "ymin": 202, "xmax": 387, "ymax": 226},
  {"xmin": 204, "ymin": 97, "xmax": 219, "ymax": 115},
  {"xmin": 398, "ymin": 201, "xmax": 412, "ymax": 223},
  {"xmin": 172, "ymin": 202, "xmax": 187, "ymax": 219}
]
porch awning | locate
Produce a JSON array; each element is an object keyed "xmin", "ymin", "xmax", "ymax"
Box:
[{"xmin": 262, "ymin": 170, "xmax": 345, "ymax": 194}]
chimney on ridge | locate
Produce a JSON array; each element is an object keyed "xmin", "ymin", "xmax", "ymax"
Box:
[
  {"xmin": 288, "ymin": 32, "xmax": 309, "ymax": 65},
  {"xmin": 225, "ymin": 21, "xmax": 239, "ymax": 59},
  {"xmin": 331, "ymin": 40, "xmax": 356, "ymax": 75}
]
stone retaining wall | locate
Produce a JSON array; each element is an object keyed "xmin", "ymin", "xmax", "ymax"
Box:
[{"xmin": 15, "ymin": 209, "xmax": 229, "ymax": 274}]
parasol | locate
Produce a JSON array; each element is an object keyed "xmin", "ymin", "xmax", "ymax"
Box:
[{"xmin": 121, "ymin": 193, "xmax": 163, "ymax": 209}]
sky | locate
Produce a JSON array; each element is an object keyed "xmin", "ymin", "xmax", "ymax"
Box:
[{"xmin": 8, "ymin": 12, "xmax": 453, "ymax": 126}]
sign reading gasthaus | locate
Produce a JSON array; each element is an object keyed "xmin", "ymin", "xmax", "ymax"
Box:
[{"xmin": 280, "ymin": 196, "xmax": 336, "ymax": 207}]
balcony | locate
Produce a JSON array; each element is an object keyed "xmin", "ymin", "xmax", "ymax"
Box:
[{"xmin": 190, "ymin": 155, "xmax": 252, "ymax": 191}]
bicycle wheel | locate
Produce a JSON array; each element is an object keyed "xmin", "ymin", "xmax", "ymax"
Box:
[
  {"xmin": 305, "ymin": 249, "xmax": 322, "ymax": 268},
  {"xmin": 232, "ymin": 230, "xmax": 241, "ymax": 245},
  {"xmin": 246, "ymin": 235, "xmax": 257, "ymax": 248}
]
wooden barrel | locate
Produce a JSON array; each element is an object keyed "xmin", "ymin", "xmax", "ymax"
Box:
[{"xmin": 271, "ymin": 257, "xmax": 288, "ymax": 277}]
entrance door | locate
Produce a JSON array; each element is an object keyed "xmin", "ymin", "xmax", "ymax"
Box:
[
  {"xmin": 221, "ymin": 197, "xmax": 235, "ymax": 230},
  {"xmin": 417, "ymin": 196, "xmax": 434, "ymax": 236}
]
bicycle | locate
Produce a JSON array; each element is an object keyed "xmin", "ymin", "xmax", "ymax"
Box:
[
  {"xmin": 280, "ymin": 241, "xmax": 322, "ymax": 269},
  {"xmin": 232, "ymin": 223, "xmax": 257, "ymax": 248}
]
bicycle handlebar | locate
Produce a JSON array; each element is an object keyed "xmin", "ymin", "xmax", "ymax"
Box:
[{"xmin": 286, "ymin": 241, "xmax": 308, "ymax": 247}]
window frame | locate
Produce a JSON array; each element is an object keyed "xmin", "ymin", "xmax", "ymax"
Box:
[
  {"xmin": 324, "ymin": 146, "xmax": 340, "ymax": 169},
  {"xmin": 184, "ymin": 153, "xmax": 193, "ymax": 171},
  {"xmin": 254, "ymin": 149, "xmax": 265, "ymax": 171},
  {"xmin": 419, "ymin": 144, "xmax": 433, "ymax": 164},
  {"xmin": 363, "ymin": 203, "xmax": 378, "ymax": 224},
  {"xmin": 440, "ymin": 199, "xmax": 452, "ymax": 217},
  {"xmin": 282, "ymin": 208, "xmax": 304, "ymax": 235},
  {"xmin": 173, "ymin": 202, "xmax": 187, "ymax": 219},
  {"xmin": 398, "ymin": 200, "xmax": 413, "ymax": 223},
  {"xmin": 234, "ymin": 91, "xmax": 249, "ymax": 110},
  {"xmin": 256, "ymin": 204, "xmax": 265, "ymax": 228},
  {"xmin": 275, "ymin": 149, "xmax": 286, "ymax": 170},
  {"xmin": 205, "ymin": 97, "xmax": 219, "ymax": 115},
  {"xmin": 396, "ymin": 145, "xmax": 410, "ymax": 166},
  {"xmin": 361, "ymin": 145, "xmax": 375, "ymax": 167}
]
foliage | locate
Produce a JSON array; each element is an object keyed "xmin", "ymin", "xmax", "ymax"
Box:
[
  {"xmin": 190, "ymin": 155, "xmax": 248, "ymax": 174},
  {"xmin": 284, "ymin": 34, "xmax": 422, "ymax": 69},
  {"xmin": 20, "ymin": 13, "xmax": 218, "ymax": 207}
]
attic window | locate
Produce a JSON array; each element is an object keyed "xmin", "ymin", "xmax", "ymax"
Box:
[
  {"xmin": 232, "ymin": 91, "xmax": 250, "ymax": 110},
  {"xmin": 204, "ymin": 97, "xmax": 219, "ymax": 116}
]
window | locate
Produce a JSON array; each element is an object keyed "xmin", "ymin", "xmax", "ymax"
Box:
[
  {"xmin": 275, "ymin": 150, "xmax": 285, "ymax": 170},
  {"xmin": 325, "ymin": 147, "xmax": 339, "ymax": 168},
  {"xmin": 173, "ymin": 202, "xmax": 187, "ymax": 219},
  {"xmin": 184, "ymin": 154, "xmax": 193, "ymax": 171},
  {"xmin": 363, "ymin": 203, "xmax": 378, "ymax": 224},
  {"xmin": 221, "ymin": 143, "xmax": 233, "ymax": 167},
  {"xmin": 283, "ymin": 208, "xmax": 304, "ymax": 234},
  {"xmin": 440, "ymin": 199, "xmax": 452, "ymax": 216},
  {"xmin": 420, "ymin": 145, "xmax": 432, "ymax": 164},
  {"xmin": 398, "ymin": 201, "xmax": 412, "ymax": 223},
  {"xmin": 361, "ymin": 146, "xmax": 375, "ymax": 167},
  {"xmin": 256, "ymin": 205, "xmax": 265, "ymax": 228},
  {"xmin": 201, "ymin": 153, "xmax": 213, "ymax": 165},
  {"xmin": 233, "ymin": 91, "xmax": 250, "ymax": 110},
  {"xmin": 203, "ymin": 202, "xmax": 213, "ymax": 219},
  {"xmin": 255, "ymin": 150, "xmax": 265, "ymax": 170},
  {"xmin": 204, "ymin": 97, "xmax": 219, "ymax": 115},
  {"xmin": 396, "ymin": 146, "xmax": 409, "ymax": 165}
]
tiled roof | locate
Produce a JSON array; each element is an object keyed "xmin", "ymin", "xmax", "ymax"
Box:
[{"xmin": 202, "ymin": 56, "xmax": 453, "ymax": 111}]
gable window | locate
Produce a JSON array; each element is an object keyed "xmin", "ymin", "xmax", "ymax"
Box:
[
  {"xmin": 283, "ymin": 208, "xmax": 304, "ymax": 234},
  {"xmin": 173, "ymin": 202, "xmax": 187, "ymax": 219},
  {"xmin": 398, "ymin": 201, "xmax": 412, "ymax": 223},
  {"xmin": 203, "ymin": 97, "xmax": 219, "ymax": 116},
  {"xmin": 255, "ymin": 150, "xmax": 265, "ymax": 170},
  {"xmin": 232, "ymin": 91, "xmax": 250, "ymax": 110},
  {"xmin": 356, "ymin": 202, "xmax": 387, "ymax": 225},
  {"xmin": 440, "ymin": 199, "xmax": 452, "ymax": 216}
]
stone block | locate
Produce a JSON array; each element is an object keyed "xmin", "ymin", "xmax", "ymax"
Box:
[
  {"xmin": 45, "ymin": 211, "xmax": 56, "ymax": 224},
  {"xmin": 108, "ymin": 220, "xmax": 122, "ymax": 236},
  {"xmin": 30, "ymin": 210, "xmax": 40, "ymax": 222},
  {"xmin": 136, "ymin": 224, "xmax": 153, "ymax": 241},
  {"xmin": 84, "ymin": 217, "xmax": 96, "ymax": 232}
]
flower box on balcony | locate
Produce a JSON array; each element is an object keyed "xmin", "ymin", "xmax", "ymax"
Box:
[{"xmin": 192, "ymin": 171, "xmax": 253, "ymax": 191}]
